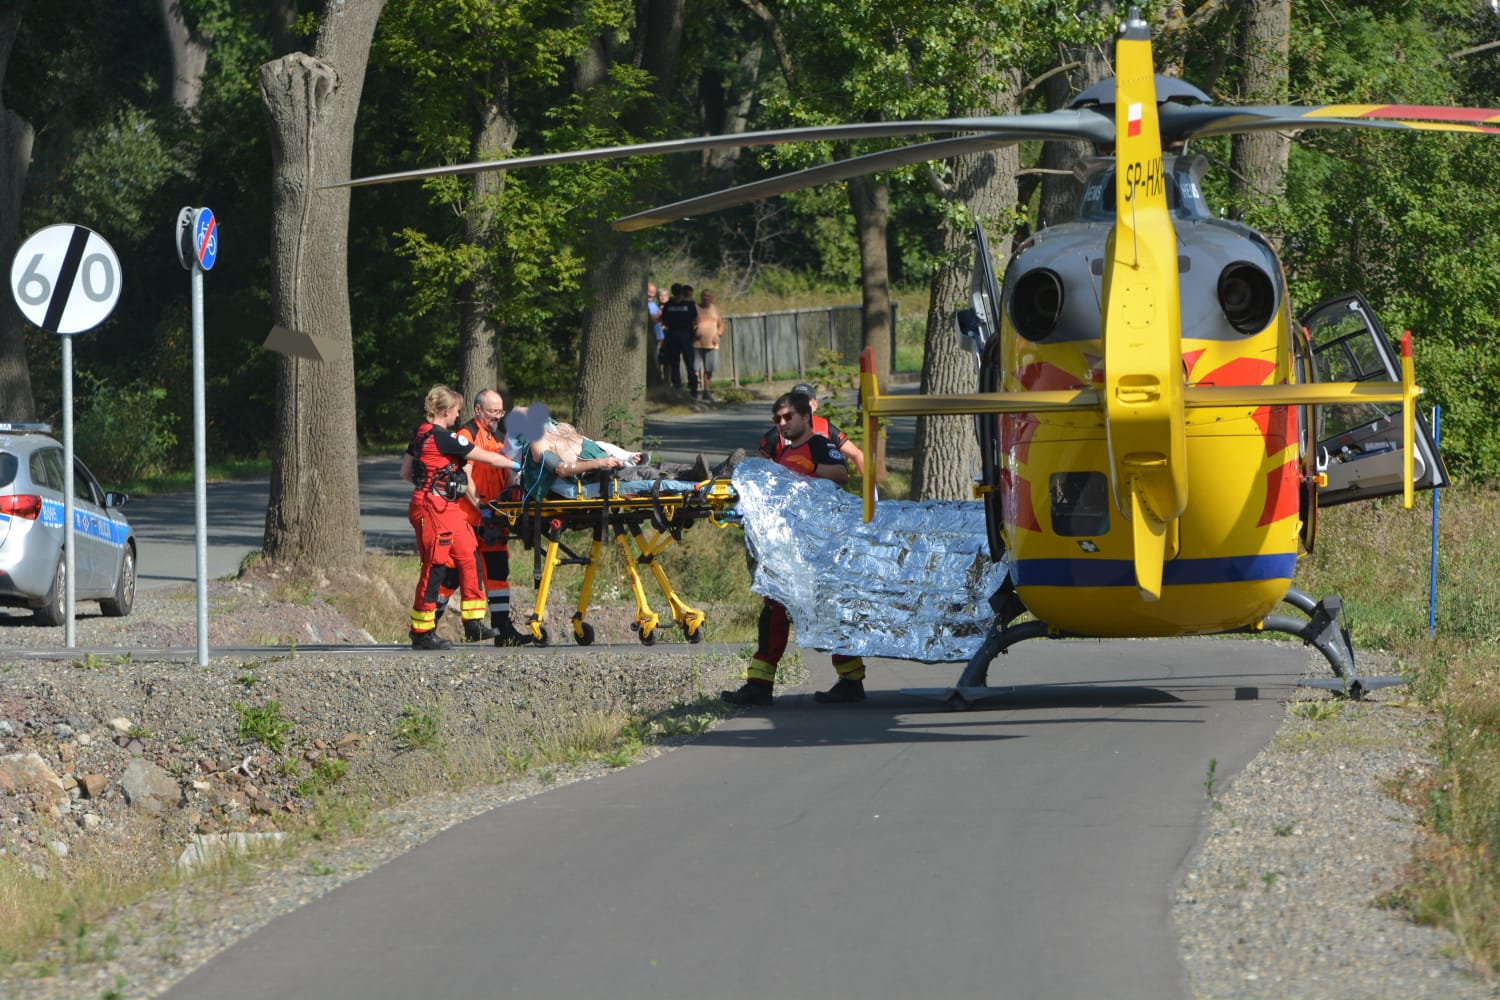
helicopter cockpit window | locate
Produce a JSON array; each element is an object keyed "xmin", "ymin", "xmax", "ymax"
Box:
[
  {"xmin": 1077, "ymin": 156, "xmax": 1209, "ymax": 222},
  {"xmin": 1050, "ymin": 471, "xmax": 1110, "ymax": 537}
]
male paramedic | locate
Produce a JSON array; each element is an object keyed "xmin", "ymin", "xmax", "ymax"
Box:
[
  {"xmin": 451, "ymin": 388, "xmax": 533, "ymax": 647},
  {"xmin": 721, "ymin": 391, "xmax": 869, "ymax": 706}
]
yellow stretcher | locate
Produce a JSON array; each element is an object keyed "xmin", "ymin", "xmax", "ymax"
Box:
[{"xmin": 487, "ymin": 477, "xmax": 740, "ymax": 646}]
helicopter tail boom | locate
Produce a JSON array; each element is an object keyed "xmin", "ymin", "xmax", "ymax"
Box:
[{"xmin": 1098, "ymin": 14, "xmax": 1187, "ymax": 601}]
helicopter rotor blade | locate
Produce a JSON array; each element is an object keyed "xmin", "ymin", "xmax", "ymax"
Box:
[
  {"xmin": 1161, "ymin": 102, "xmax": 1500, "ymax": 142},
  {"xmin": 612, "ymin": 130, "xmax": 1078, "ymax": 232},
  {"xmin": 328, "ymin": 110, "xmax": 1112, "ymax": 190}
]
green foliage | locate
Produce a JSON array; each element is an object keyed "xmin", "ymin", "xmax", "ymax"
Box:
[
  {"xmin": 46, "ymin": 105, "xmax": 177, "ymax": 243},
  {"xmin": 1275, "ymin": 4, "xmax": 1500, "ymax": 478},
  {"xmin": 391, "ymin": 706, "xmax": 443, "ymax": 752},
  {"xmin": 233, "ymin": 701, "xmax": 295, "ymax": 755},
  {"xmin": 294, "ymin": 758, "xmax": 349, "ymax": 800},
  {"xmin": 71, "ymin": 372, "xmax": 179, "ymax": 484}
]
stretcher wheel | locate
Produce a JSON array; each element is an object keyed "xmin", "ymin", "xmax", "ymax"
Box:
[
  {"xmin": 575, "ymin": 622, "xmax": 595, "ymax": 646},
  {"xmin": 687, "ymin": 625, "xmax": 704, "ymax": 644},
  {"xmin": 534, "ymin": 626, "xmax": 551, "ymax": 648},
  {"xmin": 638, "ymin": 627, "xmax": 657, "ymax": 646}
]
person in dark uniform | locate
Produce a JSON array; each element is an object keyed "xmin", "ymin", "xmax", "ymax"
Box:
[
  {"xmin": 401, "ymin": 385, "xmax": 514, "ymax": 650},
  {"xmin": 660, "ymin": 283, "xmax": 700, "ymax": 395},
  {"xmin": 722, "ymin": 391, "xmax": 868, "ymax": 706}
]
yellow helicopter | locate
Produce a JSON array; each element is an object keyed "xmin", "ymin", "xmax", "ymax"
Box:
[{"xmin": 339, "ymin": 9, "xmax": 1495, "ymax": 697}]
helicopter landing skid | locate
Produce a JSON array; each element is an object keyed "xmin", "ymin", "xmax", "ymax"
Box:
[
  {"xmin": 899, "ymin": 621, "xmax": 1054, "ymax": 710},
  {"xmin": 905, "ymin": 589, "xmax": 1402, "ymax": 708},
  {"xmin": 1242, "ymin": 588, "xmax": 1404, "ymax": 699}
]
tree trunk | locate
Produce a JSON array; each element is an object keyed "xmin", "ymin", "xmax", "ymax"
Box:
[
  {"xmin": 574, "ymin": 242, "xmax": 648, "ymax": 444},
  {"xmin": 1231, "ymin": 0, "xmax": 1289, "ymax": 241},
  {"xmin": 1038, "ymin": 7, "xmax": 1112, "ymax": 230},
  {"xmin": 911, "ymin": 70, "xmax": 1020, "ymax": 502},
  {"xmin": 458, "ymin": 71, "xmax": 518, "ymax": 406},
  {"xmin": 158, "ymin": 0, "xmax": 211, "ymax": 109},
  {"xmin": 572, "ymin": 0, "xmax": 683, "ymax": 439},
  {"xmin": 0, "ymin": 4, "xmax": 34, "ymax": 421},
  {"xmin": 257, "ymin": 1, "xmax": 386, "ymax": 570}
]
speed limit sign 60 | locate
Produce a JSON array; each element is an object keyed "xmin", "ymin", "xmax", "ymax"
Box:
[{"xmin": 9, "ymin": 225, "xmax": 122, "ymax": 335}]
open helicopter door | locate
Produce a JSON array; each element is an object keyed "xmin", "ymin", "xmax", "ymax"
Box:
[
  {"xmin": 958, "ymin": 223, "xmax": 1007, "ymax": 561},
  {"xmin": 1301, "ymin": 294, "xmax": 1448, "ymax": 507}
]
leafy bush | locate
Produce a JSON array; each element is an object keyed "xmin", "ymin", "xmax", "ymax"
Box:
[{"xmin": 72, "ymin": 372, "xmax": 178, "ymax": 484}]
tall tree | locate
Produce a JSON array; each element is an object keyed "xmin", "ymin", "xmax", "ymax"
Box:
[
  {"xmin": 0, "ymin": 1, "xmax": 35, "ymax": 420},
  {"xmin": 258, "ymin": 1, "xmax": 386, "ymax": 569},
  {"xmin": 378, "ymin": 0, "xmax": 628, "ymax": 410},
  {"xmin": 1037, "ymin": 2, "xmax": 1114, "ymax": 230},
  {"xmin": 158, "ymin": 0, "xmax": 212, "ymax": 108},
  {"xmin": 1228, "ymin": 0, "xmax": 1290, "ymax": 240},
  {"xmin": 571, "ymin": 0, "xmax": 682, "ymax": 442},
  {"xmin": 911, "ymin": 68, "xmax": 1021, "ymax": 501}
]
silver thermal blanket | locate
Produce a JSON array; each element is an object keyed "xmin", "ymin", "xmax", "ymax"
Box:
[{"xmin": 732, "ymin": 459, "xmax": 1008, "ymax": 662}]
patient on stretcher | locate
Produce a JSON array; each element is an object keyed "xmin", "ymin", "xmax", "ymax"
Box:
[
  {"xmin": 518, "ymin": 417, "xmax": 699, "ymax": 499},
  {"xmin": 502, "ymin": 404, "xmax": 741, "ymax": 500}
]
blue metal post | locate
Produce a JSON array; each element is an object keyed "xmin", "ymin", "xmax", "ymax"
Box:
[{"xmin": 1428, "ymin": 405, "xmax": 1441, "ymax": 637}]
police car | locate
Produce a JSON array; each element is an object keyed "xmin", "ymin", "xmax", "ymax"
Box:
[{"xmin": 0, "ymin": 422, "xmax": 136, "ymax": 624}]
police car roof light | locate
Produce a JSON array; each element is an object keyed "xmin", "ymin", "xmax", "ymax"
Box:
[{"xmin": 0, "ymin": 422, "xmax": 53, "ymax": 434}]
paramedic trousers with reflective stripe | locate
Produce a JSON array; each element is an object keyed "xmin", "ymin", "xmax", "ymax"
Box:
[
  {"xmin": 408, "ymin": 491, "xmax": 486, "ymax": 635},
  {"xmin": 436, "ymin": 523, "xmax": 514, "ymax": 628},
  {"xmin": 746, "ymin": 598, "xmax": 864, "ymax": 685}
]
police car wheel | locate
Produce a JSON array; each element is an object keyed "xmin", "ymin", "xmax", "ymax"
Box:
[
  {"xmin": 100, "ymin": 544, "xmax": 136, "ymax": 618},
  {"xmin": 34, "ymin": 557, "xmax": 67, "ymax": 627}
]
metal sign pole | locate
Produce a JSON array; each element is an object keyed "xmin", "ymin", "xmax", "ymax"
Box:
[
  {"xmin": 61, "ymin": 335, "xmax": 75, "ymax": 648},
  {"xmin": 191, "ymin": 263, "xmax": 209, "ymax": 665},
  {"xmin": 178, "ymin": 206, "xmax": 217, "ymax": 667}
]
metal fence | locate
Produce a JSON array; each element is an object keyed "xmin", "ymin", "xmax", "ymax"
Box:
[{"xmin": 718, "ymin": 303, "xmax": 898, "ymax": 385}]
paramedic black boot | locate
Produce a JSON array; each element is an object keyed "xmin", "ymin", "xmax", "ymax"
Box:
[
  {"xmin": 410, "ymin": 630, "xmax": 453, "ymax": 651},
  {"xmin": 493, "ymin": 622, "xmax": 533, "ymax": 648},
  {"xmin": 721, "ymin": 682, "xmax": 774, "ymax": 707},
  {"xmin": 463, "ymin": 620, "xmax": 499, "ymax": 642},
  {"xmin": 814, "ymin": 678, "xmax": 866, "ymax": 704}
]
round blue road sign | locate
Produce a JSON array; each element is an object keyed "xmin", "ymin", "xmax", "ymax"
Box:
[{"xmin": 192, "ymin": 208, "xmax": 217, "ymax": 271}]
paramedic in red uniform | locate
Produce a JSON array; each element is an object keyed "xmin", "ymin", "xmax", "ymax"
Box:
[
  {"xmin": 759, "ymin": 381, "xmax": 866, "ymax": 476},
  {"xmin": 722, "ymin": 391, "xmax": 869, "ymax": 706},
  {"xmin": 450, "ymin": 388, "xmax": 533, "ymax": 646},
  {"xmin": 402, "ymin": 385, "xmax": 514, "ymax": 650}
]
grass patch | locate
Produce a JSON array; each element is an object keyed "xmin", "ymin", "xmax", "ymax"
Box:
[{"xmin": 1305, "ymin": 483, "xmax": 1500, "ymax": 973}]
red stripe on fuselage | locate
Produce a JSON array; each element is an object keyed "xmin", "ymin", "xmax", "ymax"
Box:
[
  {"xmin": 1257, "ymin": 459, "xmax": 1301, "ymax": 526},
  {"xmin": 1015, "ymin": 361, "xmax": 1083, "ymax": 390},
  {"xmin": 1250, "ymin": 405, "xmax": 1296, "ymax": 456},
  {"xmin": 1000, "ymin": 413, "xmax": 1039, "ymax": 464},
  {"xmin": 1197, "ymin": 356, "xmax": 1275, "ymax": 388},
  {"xmin": 1001, "ymin": 469, "xmax": 1042, "ymax": 531}
]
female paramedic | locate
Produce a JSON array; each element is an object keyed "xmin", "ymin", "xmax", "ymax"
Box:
[{"xmin": 402, "ymin": 384, "xmax": 516, "ymax": 650}]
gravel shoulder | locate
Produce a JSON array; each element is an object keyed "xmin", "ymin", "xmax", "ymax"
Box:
[{"xmin": 1, "ymin": 581, "xmax": 1495, "ymax": 999}]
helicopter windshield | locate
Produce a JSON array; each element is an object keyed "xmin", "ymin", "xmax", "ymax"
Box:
[{"xmin": 1076, "ymin": 154, "xmax": 1210, "ymax": 222}]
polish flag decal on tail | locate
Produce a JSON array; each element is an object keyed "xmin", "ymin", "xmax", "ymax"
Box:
[{"xmin": 1126, "ymin": 103, "xmax": 1143, "ymax": 138}]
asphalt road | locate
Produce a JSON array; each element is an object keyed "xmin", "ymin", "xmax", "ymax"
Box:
[{"xmin": 162, "ymin": 638, "xmax": 1302, "ymax": 1000}]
